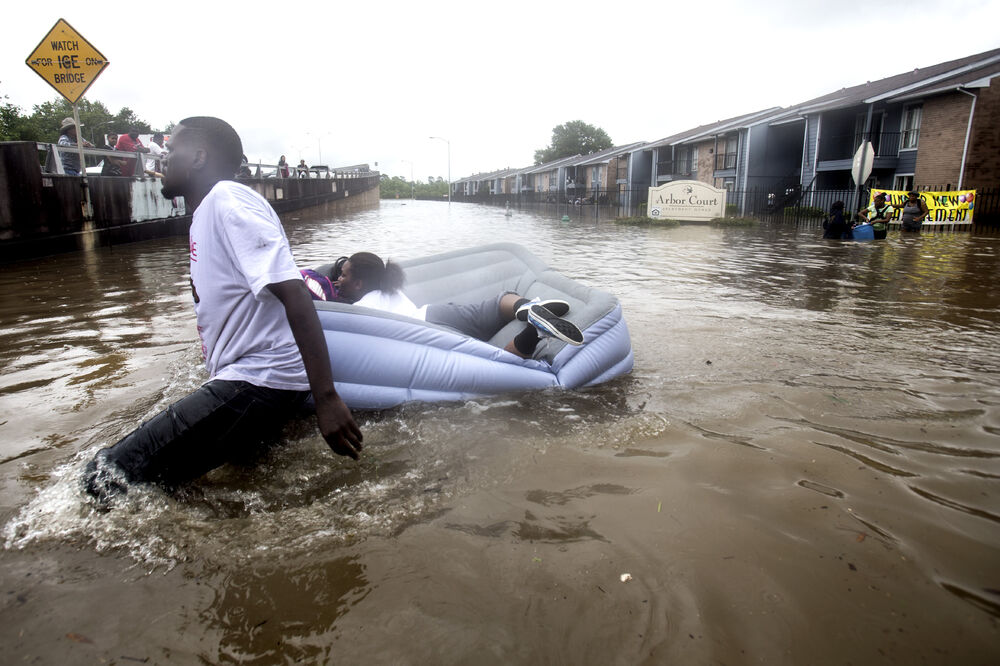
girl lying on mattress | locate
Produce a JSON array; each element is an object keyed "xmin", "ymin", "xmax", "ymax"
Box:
[{"xmin": 302, "ymin": 251, "xmax": 583, "ymax": 358}]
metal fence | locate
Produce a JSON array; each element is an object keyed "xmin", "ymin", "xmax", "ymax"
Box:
[
  {"xmin": 451, "ymin": 184, "xmax": 1000, "ymax": 230},
  {"xmin": 37, "ymin": 143, "xmax": 377, "ymax": 182}
]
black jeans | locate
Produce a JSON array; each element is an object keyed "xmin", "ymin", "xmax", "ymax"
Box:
[{"xmin": 84, "ymin": 380, "xmax": 309, "ymax": 496}]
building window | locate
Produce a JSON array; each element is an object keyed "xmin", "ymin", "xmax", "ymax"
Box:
[
  {"xmin": 894, "ymin": 175, "xmax": 914, "ymax": 191},
  {"xmin": 716, "ymin": 136, "xmax": 738, "ymax": 170},
  {"xmin": 901, "ymin": 105, "xmax": 921, "ymax": 149},
  {"xmin": 591, "ymin": 165, "xmax": 602, "ymax": 186},
  {"xmin": 676, "ymin": 146, "xmax": 691, "ymax": 175}
]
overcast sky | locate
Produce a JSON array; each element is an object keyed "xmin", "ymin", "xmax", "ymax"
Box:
[{"xmin": 4, "ymin": 1, "xmax": 999, "ymax": 182}]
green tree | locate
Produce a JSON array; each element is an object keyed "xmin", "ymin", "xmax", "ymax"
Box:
[
  {"xmin": 379, "ymin": 174, "xmax": 411, "ymax": 199},
  {"xmin": 533, "ymin": 120, "xmax": 613, "ymax": 165},
  {"xmin": 7, "ymin": 96, "xmax": 154, "ymax": 144},
  {"xmin": 379, "ymin": 174, "xmax": 448, "ymax": 200},
  {"xmin": 0, "ymin": 96, "xmax": 36, "ymax": 142}
]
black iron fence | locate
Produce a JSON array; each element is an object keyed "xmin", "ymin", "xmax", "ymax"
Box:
[{"xmin": 449, "ymin": 184, "xmax": 1000, "ymax": 229}]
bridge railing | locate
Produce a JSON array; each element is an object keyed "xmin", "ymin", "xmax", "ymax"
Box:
[
  {"xmin": 249, "ymin": 162, "xmax": 377, "ymax": 180},
  {"xmin": 38, "ymin": 142, "xmax": 162, "ymax": 177},
  {"xmin": 37, "ymin": 144, "xmax": 378, "ymax": 181}
]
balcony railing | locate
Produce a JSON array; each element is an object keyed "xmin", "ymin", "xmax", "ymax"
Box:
[
  {"xmin": 715, "ymin": 152, "xmax": 737, "ymax": 170},
  {"xmin": 818, "ymin": 132, "xmax": 904, "ymax": 162},
  {"xmin": 656, "ymin": 159, "xmax": 695, "ymax": 178}
]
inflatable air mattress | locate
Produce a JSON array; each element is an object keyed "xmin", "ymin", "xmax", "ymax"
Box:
[{"xmin": 313, "ymin": 243, "xmax": 633, "ymax": 409}]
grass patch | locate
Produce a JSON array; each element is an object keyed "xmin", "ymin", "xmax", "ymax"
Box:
[
  {"xmin": 614, "ymin": 216, "xmax": 681, "ymax": 226},
  {"xmin": 711, "ymin": 216, "xmax": 757, "ymax": 227}
]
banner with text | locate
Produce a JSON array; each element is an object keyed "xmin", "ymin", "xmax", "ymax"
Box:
[{"xmin": 870, "ymin": 189, "xmax": 977, "ymax": 225}]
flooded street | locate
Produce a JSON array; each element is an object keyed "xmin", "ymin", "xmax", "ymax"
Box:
[{"xmin": 1, "ymin": 199, "xmax": 998, "ymax": 664}]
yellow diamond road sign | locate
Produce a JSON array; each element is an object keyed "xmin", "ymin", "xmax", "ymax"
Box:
[{"xmin": 25, "ymin": 19, "xmax": 109, "ymax": 104}]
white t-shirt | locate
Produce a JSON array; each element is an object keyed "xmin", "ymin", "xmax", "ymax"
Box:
[
  {"xmin": 355, "ymin": 290, "xmax": 428, "ymax": 320},
  {"xmin": 146, "ymin": 141, "xmax": 164, "ymax": 172},
  {"xmin": 188, "ymin": 180, "xmax": 308, "ymax": 390}
]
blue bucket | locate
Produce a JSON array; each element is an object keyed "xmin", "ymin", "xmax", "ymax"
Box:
[{"xmin": 852, "ymin": 224, "xmax": 875, "ymax": 240}]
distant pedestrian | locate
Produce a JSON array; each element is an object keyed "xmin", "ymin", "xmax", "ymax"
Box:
[
  {"xmin": 115, "ymin": 129, "xmax": 150, "ymax": 176},
  {"xmin": 56, "ymin": 117, "xmax": 92, "ymax": 175},
  {"xmin": 102, "ymin": 133, "xmax": 124, "ymax": 176},
  {"xmin": 145, "ymin": 132, "xmax": 166, "ymax": 178},
  {"xmin": 858, "ymin": 191, "xmax": 894, "ymax": 239},
  {"xmin": 238, "ymin": 154, "xmax": 252, "ymax": 178},
  {"xmin": 115, "ymin": 128, "xmax": 148, "ymax": 153},
  {"xmin": 823, "ymin": 200, "xmax": 851, "ymax": 239},
  {"xmin": 278, "ymin": 155, "xmax": 290, "ymax": 178},
  {"xmin": 297, "ymin": 159, "xmax": 309, "ymax": 178},
  {"xmin": 900, "ymin": 191, "xmax": 929, "ymax": 232}
]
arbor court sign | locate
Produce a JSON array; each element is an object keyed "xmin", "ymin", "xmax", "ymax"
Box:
[{"xmin": 647, "ymin": 180, "xmax": 727, "ymax": 221}]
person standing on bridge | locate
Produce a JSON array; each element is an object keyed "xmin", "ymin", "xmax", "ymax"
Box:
[
  {"xmin": 84, "ymin": 116, "xmax": 363, "ymax": 503},
  {"xmin": 56, "ymin": 117, "xmax": 92, "ymax": 175}
]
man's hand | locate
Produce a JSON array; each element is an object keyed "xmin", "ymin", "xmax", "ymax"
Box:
[
  {"xmin": 315, "ymin": 390, "xmax": 363, "ymax": 459},
  {"xmin": 268, "ymin": 279, "xmax": 363, "ymax": 460}
]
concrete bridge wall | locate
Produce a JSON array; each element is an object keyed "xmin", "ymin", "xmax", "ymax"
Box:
[{"xmin": 0, "ymin": 142, "xmax": 380, "ymax": 263}]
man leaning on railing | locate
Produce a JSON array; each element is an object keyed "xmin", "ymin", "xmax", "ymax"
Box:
[{"xmin": 56, "ymin": 117, "xmax": 92, "ymax": 176}]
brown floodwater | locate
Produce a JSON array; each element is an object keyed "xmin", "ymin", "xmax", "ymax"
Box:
[{"xmin": 1, "ymin": 200, "xmax": 998, "ymax": 664}]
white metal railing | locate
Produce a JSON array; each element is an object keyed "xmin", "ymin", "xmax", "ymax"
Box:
[
  {"xmin": 39, "ymin": 142, "xmax": 162, "ymax": 177},
  {"xmin": 39, "ymin": 144, "xmax": 378, "ymax": 181}
]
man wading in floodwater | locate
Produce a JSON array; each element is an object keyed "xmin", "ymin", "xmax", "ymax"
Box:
[{"xmin": 84, "ymin": 117, "xmax": 362, "ymax": 503}]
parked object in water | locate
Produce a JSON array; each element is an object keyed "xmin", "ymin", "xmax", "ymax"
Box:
[{"xmin": 311, "ymin": 242, "xmax": 633, "ymax": 409}]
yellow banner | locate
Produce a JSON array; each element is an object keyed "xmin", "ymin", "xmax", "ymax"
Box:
[{"xmin": 870, "ymin": 189, "xmax": 976, "ymax": 225}]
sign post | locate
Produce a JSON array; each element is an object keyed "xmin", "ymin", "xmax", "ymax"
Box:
[
  {"xmin": 850, "ymin": 141, "xmax": 874, "ymax": 216},
  {"xmin": 25, "ymin": 19, "xmax": 110, "ymax": 219}
]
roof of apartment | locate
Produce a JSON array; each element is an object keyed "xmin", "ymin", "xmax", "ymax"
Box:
[
  {"xmin": 574, "ymin": 141, "xmax": 648, "ymax": 166},
  {"xmin": 765, "ymin": 46, "xmax": 1000, "ymax": 122},
  {"xmin": 521, "ymin": 153, "xmax": 586, "ymax": 174},
  {"xmin": 643, "ymin": 108, "xmax": 783, "ymax": 149},
  {"xmin": 655, "ymin": 47, "xmax": 1000, "ymax": 141},
  {"xmin": 453, "ymin": 167, "xmax": 521, "ymax": 185}
]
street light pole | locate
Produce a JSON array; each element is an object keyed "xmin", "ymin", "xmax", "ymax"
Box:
[{"xmin": 429, "ymin": 136, "xmax": 451, "ymax": 204}]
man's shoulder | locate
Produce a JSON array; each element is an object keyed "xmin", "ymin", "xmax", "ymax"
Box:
[
  {"xmin": 210, "ymin": 179, "xmax": 270, "ymax": 203},
  {"xmin": 205, "ymin": 181, "xmax": 278, "ymax": 220}
]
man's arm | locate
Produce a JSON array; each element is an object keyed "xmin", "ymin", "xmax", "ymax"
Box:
[{"xmin": 267, "ymin": 279, "xmax": 363, "ymax": 460}]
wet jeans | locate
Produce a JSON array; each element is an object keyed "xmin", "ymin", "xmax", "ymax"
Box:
[{"xmin": 84, "ymin": 380, "xmax": 309, "ymax": 499}]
